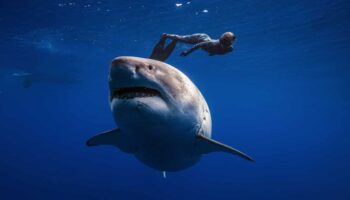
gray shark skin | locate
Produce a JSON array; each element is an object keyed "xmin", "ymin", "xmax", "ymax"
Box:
[{"xmin": 86, "ymin": 56, "xmax": 253, "ymax": 172}]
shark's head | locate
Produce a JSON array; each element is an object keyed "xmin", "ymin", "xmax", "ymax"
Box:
[{"xmin": 109, "ymin": 56, "xmax": 206, "ymax": 132}]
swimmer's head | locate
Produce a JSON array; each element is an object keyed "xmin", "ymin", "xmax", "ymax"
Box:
[{"xmin": 219, "ymin": 32, "xmax": 236, "ymax": 47}]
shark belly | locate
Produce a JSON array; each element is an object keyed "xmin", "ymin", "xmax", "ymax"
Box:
[
  {"xmin": 132, "ymin": 127, "xmax": 201, "ymax": 171},
  {"xmin": 113, "ymin": 99, "xmax": 201, "ymax": 171}
]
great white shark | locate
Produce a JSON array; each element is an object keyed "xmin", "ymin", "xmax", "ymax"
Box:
[{"xmin": 86, "ymin": 56, "xmax": 253, "ymax": 174}]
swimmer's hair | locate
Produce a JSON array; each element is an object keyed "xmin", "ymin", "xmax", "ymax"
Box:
[{"xmin": 220, "ymin": 32, "xmax": 236, "ymax": 43}]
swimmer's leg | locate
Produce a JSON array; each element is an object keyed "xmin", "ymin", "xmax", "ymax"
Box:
[
  {"xmin": 160, "ymin": 39, "xmax": 177, "ymax": 61},
  {"xmin": 164, "ymin": 33, "xmax": 210, "ymax": 44},
  {"xmin": 149, "ymin": 35, "xmax": 167, "ymax": 60}
]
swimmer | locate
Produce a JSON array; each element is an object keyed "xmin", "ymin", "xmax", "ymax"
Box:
[{"xmin": 163, "ymin": 32, "xmax": 236, "ymax": 56}]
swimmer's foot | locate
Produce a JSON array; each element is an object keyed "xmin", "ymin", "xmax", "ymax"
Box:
[
  {"xmin": 180, "ymin": 51, "xmax": 189, "ymax": 56},
  {"xmin": 163, "ymin": 33, "xmax": 171, "ymax": 38}
]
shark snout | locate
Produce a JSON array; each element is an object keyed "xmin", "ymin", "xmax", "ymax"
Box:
[
  {"xmin": 110, "ymin": 56, "xmax": 159, "ymax": 85},
  {"xmin": 111, "ymin": 57, "xmax": 136, "ymax": 73},
  {"xmin": 109, "ymin": 56, "xmax": 163, "ymax": 99},
  {"xmin": 111, "ymin": 56, "xmax": 156, "ymax": 73},
  {"xmin": 111, "ymin": 57, "xmax": 129, "ymax": 68},
  {"xmin": 111, "ymin": 56, "xmax": 144, "ymax": 70},
  {"xmin": 110, "ymin": 57, "xmax": 142, "ymax": 82}
]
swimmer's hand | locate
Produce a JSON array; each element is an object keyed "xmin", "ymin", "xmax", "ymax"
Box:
[{"xmin": 180, "ymin": 51, "xmax": 189, "ymax": 56}]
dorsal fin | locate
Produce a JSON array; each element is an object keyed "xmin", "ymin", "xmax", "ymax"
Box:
[{"xmin": 197, "ymin": 134, "xmax": 254, "ymax": 162}]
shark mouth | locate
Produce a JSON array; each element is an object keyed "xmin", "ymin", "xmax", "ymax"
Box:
[{"xmin": 113, "ymin": 87, "xmax": 161, "ymax": 99}]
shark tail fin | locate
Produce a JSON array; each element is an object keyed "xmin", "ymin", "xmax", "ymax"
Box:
[{"xmin": 197, "ymin": 134, "xmax": 254, "ymax": 162}]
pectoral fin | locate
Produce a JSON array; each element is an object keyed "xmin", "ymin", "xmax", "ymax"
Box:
[
  {"xmin": 197, "ymin": 134, "xmax": 254, "ymax": 162},
  {"xmin": 86, "ymin": 128, "xmax": 120, "ymax": 146},
  {"xmin": 86, "ymin": 128, "xmax": 134, "ymax": 153}
]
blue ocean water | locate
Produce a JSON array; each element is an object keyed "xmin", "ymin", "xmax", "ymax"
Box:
[{"xmin": 1, "ymin": 0, "xmax": 350, "ymax": 199}]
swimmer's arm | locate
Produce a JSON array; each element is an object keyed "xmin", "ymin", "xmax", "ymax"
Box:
[
  {"xmin": 228, "ymin": 46, "xmax": 234, "ymax": 52},
  {"xmin": 215, "ymin": 46, "xmax": 234, "ymax": 55},
  {"xmin": 181, "ymin": 42, "xmax": 209, "ymax": 56}
]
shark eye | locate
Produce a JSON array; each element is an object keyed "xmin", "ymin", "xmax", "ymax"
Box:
[{"xmin": 148, "ymin": 65, "xmax": 154, "ymax": 70}]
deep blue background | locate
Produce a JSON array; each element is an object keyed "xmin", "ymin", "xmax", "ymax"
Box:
[{"xmin": 1, "ymin": 0, "xmax": 350, "ymax": 199}]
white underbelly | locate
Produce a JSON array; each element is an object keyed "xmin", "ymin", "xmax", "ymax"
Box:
[{"xmin": 117, "ymin": 112, "xmax": 201, "ymax": 171}]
